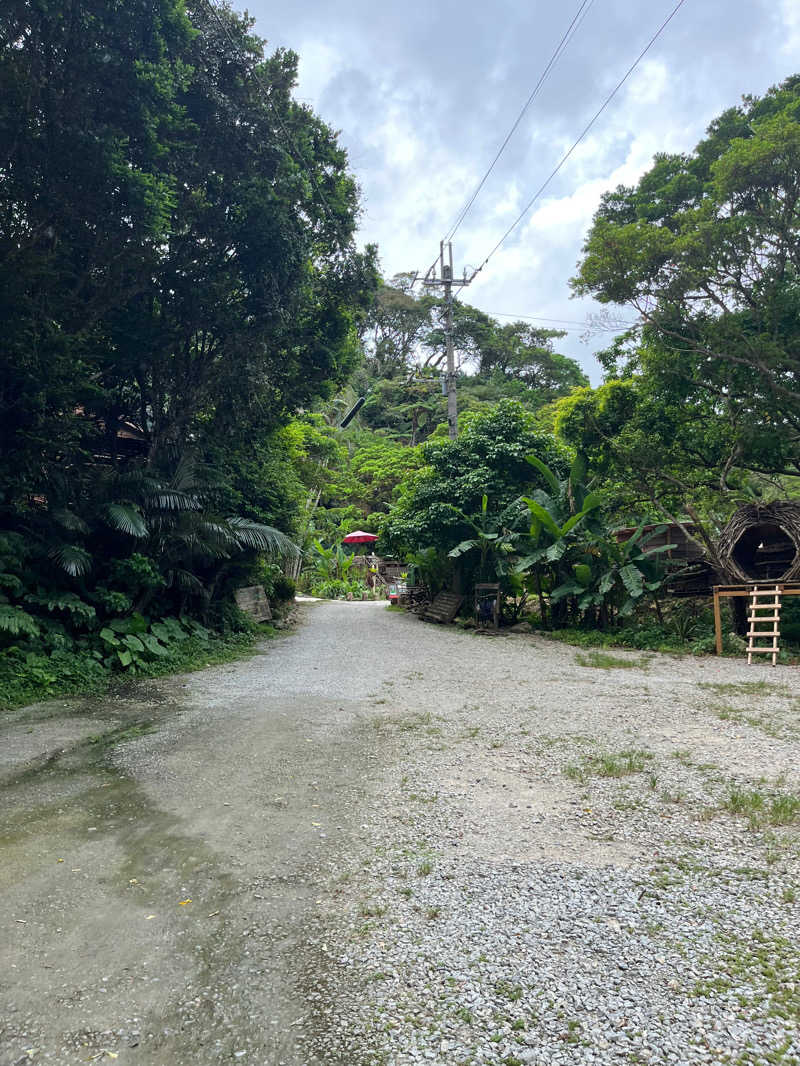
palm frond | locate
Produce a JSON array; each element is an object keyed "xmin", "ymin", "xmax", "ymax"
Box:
[
  {"xmin": 0, "ymin": 604, "xmax": 40, "ymax": 637},
  {"xmin": 226, "ymin": 518, "xmax": 300, "ymax": 558},
  {"xmin": 170, "ymin": 568, "xmax": 207, "ymax": 594},
  {"xmin": 105, "ymin": 504, "xmax": 148, "ymax": 538},
  {"xmin": 147, "ymin": 489, "xmax": 202, "ymax": 512},
  {"xmin": 48, "ymin": 544, "xmax": 92, "ymax": 576},
  {"xmin": 51, "ymin": 509, "xmax": 90, "ymax": 534}
]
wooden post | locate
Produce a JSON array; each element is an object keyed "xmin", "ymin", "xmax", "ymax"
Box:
[{"xmin": 713, "ymin": 586, "xmax": 722, "ymax": 655}]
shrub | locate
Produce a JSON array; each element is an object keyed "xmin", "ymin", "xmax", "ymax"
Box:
[
  {"xmin": 271, "ymin": 574, "xmax": 296, "ymax": 602},
  {"xmin": 310, "ymin": 579, "xmax": 368, "ymax": 600}
]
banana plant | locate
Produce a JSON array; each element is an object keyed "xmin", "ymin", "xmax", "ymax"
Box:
[
  {"xmin": 309, "ymin": 540, "xmax": 355, "ymax": 581},
  {"xmin": 447, "ymin": 494, "xmax": 526, "ymax": 582},
  {"xmin": 513, "ymin": 454, "xmax": 604, "ymax": 626},
  {"xmin": 560, "ymin": 523, "xmax": 676, "ymax": 622}
]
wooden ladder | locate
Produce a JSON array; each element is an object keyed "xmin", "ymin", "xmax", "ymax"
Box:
[{"xmin": 746, "ymin": 584, "xmax": 782, "ymax": 666}]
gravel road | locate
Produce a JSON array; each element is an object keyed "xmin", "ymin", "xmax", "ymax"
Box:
[{"xmin": 2, "ymin": 601, "xmax": 799, "ymax": 1066}]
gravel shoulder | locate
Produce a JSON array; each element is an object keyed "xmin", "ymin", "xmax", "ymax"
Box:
[{"xmin": 2, "ymin": 602, "xmax": 799, "ymax": 1066}]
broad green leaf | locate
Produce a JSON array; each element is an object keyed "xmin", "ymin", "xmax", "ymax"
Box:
[
  {"xmin": 544, "ymin": 540, "xmax": 567, "ymax": 562},
  {"xmin": 448, "ymin": 539, "xmax": 479, "ymax": 558},
  {"xmin": 550, "ymin": 581, "xmax": 584, "ymax": 603},
  {"xmin": 562, "ymin": 511, "xmax": 590, "ymax": 535},
  {"xmin": 619, "ymin": 564, "xmax": 644, "ymax": 598},
  {"xmin": 598, "ymin": 571, "xmax": 616, "ymax": 595},
  {"xmin": 573, "ymin": 563, "xmax": 592, "ymax": 586},
  {"xmin": 141, "ymin": 634, "xmax": 168, "ymax": 657},
  {"xmin": 525, "ymin": 454, "xmax": 560, "ymax": 496},
  {"xmin": 522, "ymin": 499, "xmax": 562, "ymax": 539}
]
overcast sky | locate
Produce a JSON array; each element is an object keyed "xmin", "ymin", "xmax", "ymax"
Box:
[{"xmin": 247, "ymin": 0, "xmax": 799, "ymax": 382}]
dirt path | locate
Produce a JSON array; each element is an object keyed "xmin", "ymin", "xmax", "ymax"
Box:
[{"xmin": 2, "ymin": 602, "xmax": 799, "ymax": 1066}]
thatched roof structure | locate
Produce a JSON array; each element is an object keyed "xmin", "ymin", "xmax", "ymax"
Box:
[{"xmin": 717, "ymin": 502, "xmax": 800, "ymax": 584}]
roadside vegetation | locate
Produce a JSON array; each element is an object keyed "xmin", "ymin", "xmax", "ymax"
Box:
[{"xmin": 2, "ymin": 0, "xmax": 799, "ymax": 711}]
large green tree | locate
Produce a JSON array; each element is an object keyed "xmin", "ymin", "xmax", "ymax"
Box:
[
  {"xmin": 380, "ymin": 399, "xmax": 570, "ymax": 559},
  {"xmin": 0, "ymin": 0, "xmax": 376, "ymax": 622},
  {"xmin": 0, "ymin": 0, "xmax": 193, "ymax": 495},
  {"xmin": 572, "ymin": 75, "xmax": 800, "ymax": 492}
]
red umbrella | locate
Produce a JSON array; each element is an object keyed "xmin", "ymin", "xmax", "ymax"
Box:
[{"xmin": 342, "ymin": 530, "xmax": 378, "ymax": 545}]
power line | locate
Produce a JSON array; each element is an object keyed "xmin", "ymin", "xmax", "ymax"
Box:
[
  {"xmin": 444, "ymin": 0, "xmax": 596, "ymax": 244},
  {"xmin": 468, "ymin": 0, "xmax": 688, "ymax": 281},
  {"xmin": 484, "ymin": 311, "xmax": 639, "ymax": 330}
]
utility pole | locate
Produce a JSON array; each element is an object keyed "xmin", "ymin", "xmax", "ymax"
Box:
[{"xmin": 424, "ymin": 241, "xmax": 471, "ymax": 440}]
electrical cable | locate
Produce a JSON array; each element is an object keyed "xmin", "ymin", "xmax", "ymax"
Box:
[
  {"xmin": 444, "ymin": 0, "xmax": 596, "ymax": 244},
  {"xmin": 468, "ymin": 0, "xmax": 688, "ymax": 281},
  {"xmin": 418, "ymin": 0, "xmax": 596, "ymax": 285},
  {"xmin": 485, "ymin": 311, "xmax": 638, "ymax": 329}
]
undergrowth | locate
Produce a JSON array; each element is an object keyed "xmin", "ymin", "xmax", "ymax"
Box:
[{"xmin": 0, "ymin": 622, "xmax": 270, "ymax": 711}]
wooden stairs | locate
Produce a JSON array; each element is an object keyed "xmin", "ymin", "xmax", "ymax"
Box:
[{"xmin": 746, "ymin": 584, "xmax": 782, "ymax": 666}]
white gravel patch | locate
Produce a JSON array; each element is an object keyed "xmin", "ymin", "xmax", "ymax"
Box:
[{"xmin": 300, "ymin": 608, "xmax": 800, "ymax": 1066}]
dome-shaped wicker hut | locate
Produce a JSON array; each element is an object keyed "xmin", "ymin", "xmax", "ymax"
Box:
[{"xmin": 717, "ymin": 503, "xmax": 800, "ymax": 584}]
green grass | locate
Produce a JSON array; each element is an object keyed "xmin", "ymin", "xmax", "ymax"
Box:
[
  {"xmin": 693, "ymin": 928, "xmax": 800, "ymax": 1024},
  {"xmin": 699, "ymin": 680, "xmax": 788, "ymax": 697},
  {"xmin": 575, "ymin": 650, "xmax": 647, "ymax": 669},
  {"xmin": 724, "ymin": 785, "xmax": 800, "ymax": 829},
  {"xmin": 495, "ymin": 980, "xmax": 523, "ymax": 1003},
  {"xmin": 565, "ymin": 748, "xmax": 654, "ymax": 782},
  {"xmin": 358, "ymin": 900, "xmax": 388, "ymax": 918}
]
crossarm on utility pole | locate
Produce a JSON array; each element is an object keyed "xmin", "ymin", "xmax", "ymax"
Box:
[{"xmin": 423, "ymin": 240, "xmax": 472, "ymax": 441}]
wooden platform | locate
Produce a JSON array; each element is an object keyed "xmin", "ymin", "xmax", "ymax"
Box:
[
  {"xmin": 423, "ymin": 591, "xmax": 463, "ymax": 624},
  {"xmin": 713, "ymin": 582, "xmax": 800, "ymax": 658}
]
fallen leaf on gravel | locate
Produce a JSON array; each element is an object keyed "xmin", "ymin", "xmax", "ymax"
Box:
[{"xmin": 178, "ymin": 898, "xmax": 192, "ymax": 905}]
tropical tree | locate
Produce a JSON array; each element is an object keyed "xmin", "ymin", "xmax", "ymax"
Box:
[
  {"xmin": 381, "ymin": 400, "xmax": 570, "ymax": 559},
  {"xmin": 447, "ymin": 494, "xmax": 527, "ymax": 583},
  {"xmin": 551, "ymin": 524, "xmax": 674, "ymax": 628},
  {"xmin": 0, "ymin": 0, "xmax": 374, "ymax": 635},
  {"xmin": 514, "ymin": 456, "xmax": 604, "ymax": 626},
  {"xmin": 572, "ymin": 74, "xmax": 800, "ymax": 488}
]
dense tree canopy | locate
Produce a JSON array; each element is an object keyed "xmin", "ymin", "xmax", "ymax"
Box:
[
  {"xmin": 0, "ymin": 0, "xmax": 376, "ymax": 500},
  {"xmin": 572, "ymin": 75, "xmax": 800, "ymax": 500},
  {"xmin": 351, "ymin": 278, "xmax": 587, "ymax": 445},
  {"xmin": 0, "ymin": 0, "xmax": 376, "ymax": 637},
  {"xmin": 380, "ymin": 400, "xmax": 570, "ymax": 558}
]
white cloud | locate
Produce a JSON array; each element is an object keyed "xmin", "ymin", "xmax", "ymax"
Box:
[{"xmin": 252, "ymin": 0, "xmax": 799, "ymax": 382}]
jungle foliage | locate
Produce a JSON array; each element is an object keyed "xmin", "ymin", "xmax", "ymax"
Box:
[
  {"xmin": 568, "ymin": 74, "xmax": 800, "ymax": 529},
  {"xmin": 0, "ymin": 0, "xmax": 374, "ymax": 703}
]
